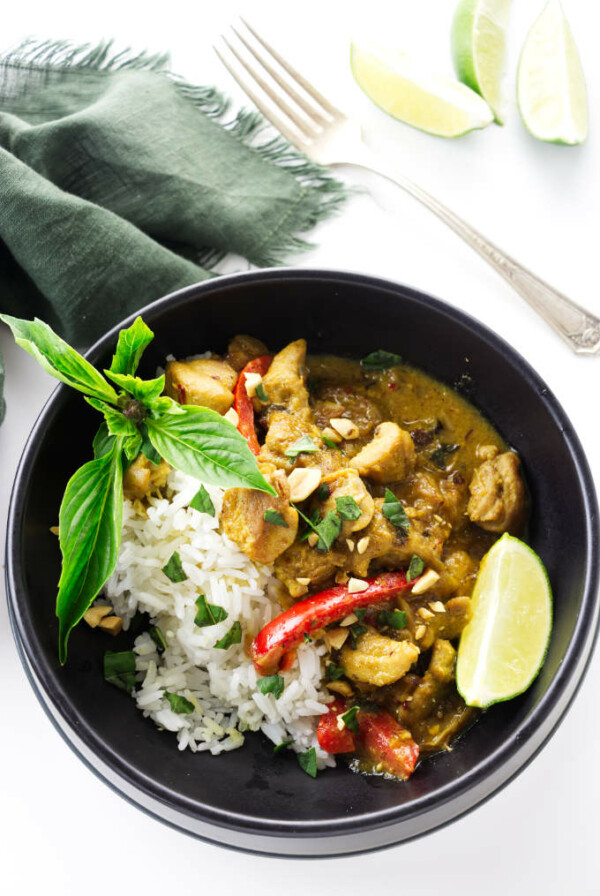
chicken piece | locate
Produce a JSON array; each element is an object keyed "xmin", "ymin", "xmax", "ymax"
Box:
[
  {"xmin": 383, "ymin": 517, "xmax": 446, "ymax": 573},
  {"xmin": 274, "ymin": 540, "xmax": 346, "ymax": 598},
  {"xmin": 350, "ymin": 422, "xmax": 416, "ymax": 484},
  {"xmin": 312, "ymin": 387, "xmax": 382, "ymax": 442},
  {"xmin": 399, "ymin": 595, "xmax": 472, "ymax": 651},
  {"xmin": 220, "ymin": 470, "xmax": 298, "ymax": 564},
  {"xmin": 467, "ymin": 451, "xmax": 527, "ymax": 535},
  {"xmin": 347, "ymin": 500, "xmax": 397, "ymax": 578},
  {"xmin": 123, "ymin": 454, "xmax": 170, "ymax": 500},
  {"xmin": 406, "ymin": 639, "xmax": 456, "ymax": 721},
  {"xmin": 261, "ymin": 339, "xmax": 312, "ymax": 420},
  {"xmin": 165, "ymin": 358, "xmax": 237, "ymax": 414},
  {"xmin": 438, "ymin": 550, "xmax": 477, "ymax": 598},
  {"xmin": 259, "ymin": 411, "xmax": 344, "ymax": 476},
  {"xmin": 340, "ymin": 627, "xmax": 420, "ymax": 687},
  {"xmin": 319, "ymin": 469, "xmax": 374, "ymax": 538},
  {"xmin": 402, "ymin": 470, "xmax": 468, "ymax": 530},
  {"xmin": 226, "ymin": 334, "xmax": 269, "ymax": 372}
]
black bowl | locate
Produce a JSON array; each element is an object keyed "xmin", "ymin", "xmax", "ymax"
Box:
[{"xmin": 6, "ymin": 269, "xmax": 599, "ymax": 856}]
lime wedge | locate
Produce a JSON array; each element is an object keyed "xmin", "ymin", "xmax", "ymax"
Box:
[
  {"xmin": 451, "ymin": 0, "xmax": 513, "ymax": 124},
  {"xmin": 351, "ymin": 42, "xmax": 494, "ymax": 138},
  {"xmin": 456, "ymin": 534, "xmax": 553, "ymax": 708},
  {"xmin": 517, "ymin": 0, "xmax": 588, "ymax": 145}
]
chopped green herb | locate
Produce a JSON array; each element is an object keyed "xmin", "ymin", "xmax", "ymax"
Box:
[
  {"xmin": 348, "ymin": 623, "xmax": 367, "ymax": 649},
  {"xmin": 322, "ymin": 435, "xmax": 342, "ymax": 451},
  {"xmin": 273, "ymin": 740, "xmax": 294, "ymax": 754},
  {"xmin": 361, "ymin": 349, "xmax": 403, "ymax": 371},
  {"xmin": 194, "ymin": 594, "xmax": 228, "ymax": 627},
  {"xmin": 189, "ymin": 484, "xmax": 215, "ymax": 516},
  {"xmin": 263, "ymin": 509, "xmax": 288, "ymax": 527},
  {"xmin": 341, "ymin": 705, "xmax": 360, "ymax": 735},
  {"xmin": 406, "ymin": 554, "xmax": 425, "ymax": 583},
  {"xmin": 255, "ymin": 382, "xmax": 269, "ymax": 403},
  {"xmin": 149, "ymin": 625, "xmax": 167, "ymax": 652},
  {"xmin": 162, "ymin": 551, "xmax": 187, "ymax": 583},
  {"xmin": 257, "ymin": 674, "xmax": 285, "ymax": 699},
  {"xmin": 354, "ymin": 608, "xmax": 367, "ymax": 622},
  {"xmin": 430, "ymin": 443, "xmax": 460, "ymax": 470},
  {"xmin": 304, "ymin": 632, "xmax": 312, "ymax": 643},
  {"xmin": 297, "ymin": 506, "xmax": 322, "ymax": 541},
  {"xmin": 285, "ymin": 435, "xmax": 319, "ymax": 460},
  {"xmin": 164, "ymin": 691, "xmax": 195, "ymax": 714},
  {"xmin": 377, "ymin": 609, "xmax": 407, "ymax": 630},
  {"xmin": 315, "ymin": 511, "xmax": 342, "ymax": 552},
  {"xmin": 335, "ymin": 495, "xmax": 362, "ymax": 521},
  {"xmin": 326, "ymin": 663, "xmax": 345, "ymax": 681},
  {"xmin": 382, "ymin": 489, "xmax": 410, "ymax": 535},
  {"xmin": 214, "ymin": 621, "xmax": 242, "ymax": 649},
  {"xmin": 315, "ymin": 483, "xmax": 331, "ymax": 501},
  {"xmin": 297, "ymin": 746, "xmax": 318, "ymax": 778},
  {"xmin": 104, "ymin": 650, "xmax": 137, "ymax": 692}
]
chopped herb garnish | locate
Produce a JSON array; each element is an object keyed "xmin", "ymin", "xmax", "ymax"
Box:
[
  {"xmin": 149, "ymin": 625, "xmax": 167, "ymax": 652},
  {"xmin": 407, "ymin": 554, "xmax": 425, "ymax": 583},
  {"xmin": 315, "ymin": 510, "xmax": 342, "ymax": 552},
  {"xmin": 194, "ymin": 594, "xmax": 228, "ymax": 627},
  {"xmin": 285, "ymin": 435, "xmax": 319, "ymax": 460},
  {"xmin": 297, "ymin": 746, "xmax": 318, "ymax": 778},
  {"xmin": 322, "ymin": 435, "xmax": 342, "ymax": 451},
  {"xmin": 315, "ymin": 483, "xmax": 331, "ymax": 501},
  {"xmin": 335, "ymin": 495, "xmax": 362, "ymax": 521},
  {"xmin": 304, "ymin": 632, "xmax": 312, "ymax": 643},
  {"xmin": 255, "ymin": 382, "xmax": 269, "ymax": 403},
  {"xmin": 263, "ymin": 509, "xmax": 289, "ymax": 527},
  {"xmin": 430, "ymin": 443, "xmax": 460, "ymax": 470},
  {"xmin": 361, "ymin": 349, "xmax": 403, "ymax": 371},
  {"xmin": 257, "ymin": 674, "xmax": 285, "ymax": 699},
  {"xmin": 273, "ymin": 740, "xmax": 294, "ymax": 754},
  {"xmin": 348, "ymin": 623, "xmax": 367, "ymax": 649},
  {"xmin": 162, "ymin": 551, "xmax": 187, "ymax": 583},
  {"xmin": 341, "ymin": 705, "xmax": 360, "ymax": 735},
  {"xmin": 164, "ymin": 691, "xmax": 195, "ymax": 714},
  {"xmin": 297, "ymin": 505, "xmax": 322, "ymax": 541},
  {"xmin": 189, "ymin": 484, "xmax": 215, "ymax": 516},
  {"xmin": 377, "ymin": 609, "xmax": 407, "ymax": 630},
  {"xmin": 104, "ymin": 650, "xmax": 137, "ymax": 692},
  {"xmin": 214, "ymin": 621, "xmax": 242, "ymax": 649},
  {"xmin": 354, "ymin": 608, "xmax": 367, "ymax": 622},
  {"xmin": 382, "ymin": 489, "xmax": 410, "ymax": 535},
  {"xmin": 326, "ymin": 663, "xmax": 345, "ymax": 681}
]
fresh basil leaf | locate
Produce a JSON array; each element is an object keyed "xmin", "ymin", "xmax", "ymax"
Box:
[
  {"xmin": 263, "ymin": 509, "xmax": 288, "ymax": 527},
  {"xmin": 361, "ymin": 349, "xmax": 403, "ymax": 371},
  {"xmin": 123, "ymin": 431, "xmax": 143, "ymax": 462},
  {"xmin": 194, "ymin": 594, "xmax": 228, "ymax": 627},
  {"xmin": 354, "ymin": 608, "xmax": 367, "ymax": 622},
  {"xmin": 214, "ymin": 621, "xmax": 242, "ymax": 650},
  {"xmin": 273, "ymin": 740, "xmax": 294, "ymax": 754},
  {"xmin": 315, "ymin": 483, "xmax": 331, "ymax": 501},
  {"xmin": 93, "ymin": 422, "xmax": 114, "ymax": 459},
  {"xmin": 105, "ymin": 371, "xmax": 165, "ymax": 406},
  {"xmin": 257, "ymin": 674, "xmax": 285, "ymax": 699},
  {"xmin": 104, "ymin": 650, "xmax": 137, "ymax": 692},
  {"xmin": 149, "ymin": 625, "xmax": 167, "ymax": 652},
  {"xmin": 430, "ymin": 443, "xmax": 460, "ymax": 470},
  {"xmin": 382, "ymin": 489, "xmax": 410, "ymax": 535},
  {"xmin": 348, "ymin": 623, "xmax": 367, "ymax": 649},
  {"xmin": 148, "ymin": 394, "xmax": 185, "ymax": 417},
  {"xmin": 255, "ymin": 382, "xmax": 268, "ymax": 402},
  {"xmin": 162, "ymin": 552, "xmax": 187, "ymax": 583},
  {"xmin": 285, "ymin": 435, "xmax": 319, "ymax": 460},
  {"xmin": 326, "ymin": 663, "xmax": 345, "ymax": 681},
  {"xmin": 109, "ymin": 317, "xmax": 154, "ymax": 377},
  {"xmin": 189, "ymin": 484, "xmax": 215, "ymax": 516},
  {"xmin": 297, "ymin": 747, "xmax": 318, "ymax": 778},
  {"xmin": 322, "ymin": 435, "xmax": 342, "ymax": 451},
  {"xmin": 86, "ymin": 398, "xmax": 140, "ymax": 441},
  {"xmin": 406, "ymin": 554, "xmax": 425, "ymax": 583},
  {"xmin": 0, "ymin": 315, "xmax": 119, "ymax": 405},
  {"xmin": 56, "ymin": 438, "xmax": 124, "ymax": 664},
  {"xmin": 377, "ymin": 609, "xmax": 407, "ymax": 630},
  {"xmin": 139, "ymin": 423, "xmax": 162, "ymax": 464},
  {"xmin": 146, "ymin": 406, "xmax": 276, "ymax": 494},
  {"xmin": 315, "ymin": 510, "xmax": 342, "ymax": 552},
  {"xmin": 341, "ymin": 705, "xmax": 360, "ymax": 735},
  {"xmin": 335, "ymin": 496, "xmax": 362, "ymax": 521},
  {"xmin": 164, "ymin": 692, "xmax": 195, "ymax": 714}
]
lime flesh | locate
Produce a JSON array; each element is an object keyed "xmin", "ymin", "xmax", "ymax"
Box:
[
  {"xmin": 456, "ymin": 534, "xmax": 553, "ymax": 708},
  {"xmin": 351, "ymin": 42, "xmax": 494, "ymax": 138},
  {"xmin": 451, "ymin": 0, "xmax": 513, "ymax": 124}
]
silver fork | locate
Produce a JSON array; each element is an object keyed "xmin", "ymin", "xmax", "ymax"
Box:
[{"xmin": 215, "ymin": 20, "xmax": 600, "ymax": 355}]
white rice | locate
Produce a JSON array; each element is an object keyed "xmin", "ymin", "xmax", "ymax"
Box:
[{"xmin": 104, "ymin": 469, "xmax": 335, "ymax": 768}]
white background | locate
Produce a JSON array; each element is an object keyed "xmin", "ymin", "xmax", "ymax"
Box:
[{"xmin": 1, "ymin": 0, "xmax": 599, "ymax": 892}]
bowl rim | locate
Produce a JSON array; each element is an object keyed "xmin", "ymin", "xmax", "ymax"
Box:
[{"xmin": 6, "ymin": 267, "xmax": 600, "ymax": 841}]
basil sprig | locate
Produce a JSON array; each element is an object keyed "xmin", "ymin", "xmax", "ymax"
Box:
[{"xmin": 1, "ymin": 314, "xmax": 275, "ymax": 664}]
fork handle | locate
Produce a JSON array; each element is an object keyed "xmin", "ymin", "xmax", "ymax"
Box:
[{"xmin": 343, "ymin": 148, "xmax": 600, "ymax": 355}]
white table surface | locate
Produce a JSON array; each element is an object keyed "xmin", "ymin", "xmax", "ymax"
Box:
[{"xmin": 1, "ymin": 0, "xmax": 599, "ymax": 892}]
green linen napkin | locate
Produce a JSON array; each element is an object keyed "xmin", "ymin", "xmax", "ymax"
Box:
[{"xmin": 0, "ymin": 40, "xmax": 346, "ymax": 423}]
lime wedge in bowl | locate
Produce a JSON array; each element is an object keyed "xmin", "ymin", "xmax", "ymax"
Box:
[
  {"xmin": 451, "ymin": 0, "xmax": 513, "ymax": 124},
  {"xmin": 456, "ymin": 534, "xmax": 553, "ymax": 709},
  {"xmin": 517, "ymin": 0, "xmax": 588, "ymax": 145},
  {"xmin": 351, "ymin": 42, "xmax": 494, "ymax": 137}
]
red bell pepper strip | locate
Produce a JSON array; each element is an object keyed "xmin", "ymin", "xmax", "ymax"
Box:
[
  {"xmin": 316, "ymin": 699, "xmax": 356, "ymax": 754},
  {"xmin": 233, "ymin": 355, "xmax": 272, "ymax": 456},
  {"xmin": 250, "ymin": 572, "xmax": 411, "ymax": 675},
  {"xmin": 357, "ymin": 710, "xmax": 419, "ymax": 781}
]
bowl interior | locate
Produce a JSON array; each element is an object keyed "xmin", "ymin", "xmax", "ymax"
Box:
[{"xmin": 9, "ymin": 270, "xmax": 597, "ymax": 834}]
